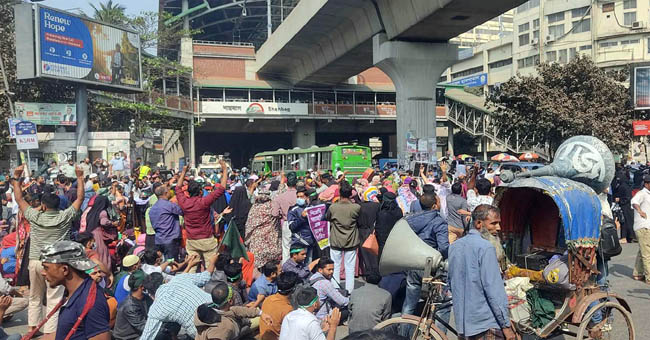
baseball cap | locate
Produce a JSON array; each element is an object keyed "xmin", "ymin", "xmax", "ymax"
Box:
[
  {"xmin": 122, "ymin": 254, "xmax": 140, "ymax": 267},
  {"xmin": 89, "ymin": 173, "xmax": 98, "ymax": 179},
  {"xmin": 40, "ymin": 241, "xmax": 96, "ymax": 272},
  {"xmin": 248, "ymin": 174, "xmax": 259, "ymax": 181}
]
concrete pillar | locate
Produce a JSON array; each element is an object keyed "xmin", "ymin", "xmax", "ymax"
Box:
[
  {"xmin": 447, "ymin": 121, "xmax": 454, "ymax": 157},
  {"xmin": 481, "ymin": 136, "xmax": 488, "ymax": 161},
  {"xmin": 75, "ymin": 85, "xmax": 88, "ymax": 161},
  {"xmin": 292, "ymin": 120, "xmax": 316, "ymax": 148},
  {"xmin": 373, "ymin": 33, "xmax": 457, "ymax": 166},
  {"xmin": 180, "ymin": 0, "xmax": 193, "ymax": 68}
]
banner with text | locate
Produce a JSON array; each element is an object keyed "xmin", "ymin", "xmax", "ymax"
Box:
[
  {"xmin": 16, "ymin": 102, "xmax": 76, "ymax": 126},
  {"xmin": 202, "ymin": 101, "xmax": 309, "ymax": 115},
  {"xmin": 306, "ymin": 204, "xmax": 330, "ymax": 250}
]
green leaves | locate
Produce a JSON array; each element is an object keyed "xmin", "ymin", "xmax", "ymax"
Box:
[{"xmin": 487, "ymin": 55, "xmax": 640, "ymax": 154}]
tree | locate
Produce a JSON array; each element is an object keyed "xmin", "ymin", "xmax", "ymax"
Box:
[
  {"xmin": 487, "ymin": 55, "xmax": 642, "ymax": 155},
  {"xmin": 88, "ymin": 0, "xmax": 128, "ymax": 25}
]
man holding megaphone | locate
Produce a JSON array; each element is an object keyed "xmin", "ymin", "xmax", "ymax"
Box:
[{"xmin": 448, "ymin": 204, "xmax": 516, "ymax": 340}]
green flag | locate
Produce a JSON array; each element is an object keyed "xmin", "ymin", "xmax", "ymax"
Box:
[{"xmin": 221, "ymin": 220, "xmax": 249, "ymax": 261}]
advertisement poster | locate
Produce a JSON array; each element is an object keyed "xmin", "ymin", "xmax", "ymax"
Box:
[
  {"xmin": 38, "ymin": 6, "xmax": 141, "ymax": 90},
  {"xmin": 16, "ymin": 102, "xmax": 76, "ymax": 126},
  {"xmin": 15, "ymin": 121, "xmax": 39, "ymax": 150},
  {"xmin": 201, "ymin": 101, "xmax": 309, "ymax": 115},
  {"xmin": 306, "ymin": 204, "xmax": 330, "ymax": 250},
  {"xmin": 634, "ymin": 120, "xmax": 650, "ymax": 136}
]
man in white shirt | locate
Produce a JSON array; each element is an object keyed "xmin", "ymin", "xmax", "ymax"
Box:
[
  {"xmin": 280, "ymin": 287, "xmax": 341, "ymax": 340},
  {"xmin": 631, "ymin": 175, "xmax": 650, "ymax": 283},
  {"xmin": 467, "ymin": 174, "xmax": 494, "ymax": 213}
]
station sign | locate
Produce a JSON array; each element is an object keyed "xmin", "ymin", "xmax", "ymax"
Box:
[
  {"xmin": 446, "ymin": 73, "xmax": 488, "ymax": 88},
  {"xmin": 201, "ymin": 101, "xmax": 309, "ymax": 115}
]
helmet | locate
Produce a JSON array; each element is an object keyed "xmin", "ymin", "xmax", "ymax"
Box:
[{"xmin": 241, "ymin": 167, "xmax": 249, "ymax": 174}]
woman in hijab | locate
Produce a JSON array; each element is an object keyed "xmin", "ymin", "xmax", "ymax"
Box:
[
  {"xmin": 357, "ymin": 186, "xmax": 380, "ymax": 275},
  {"xmin": 375, "ymin": 189, "xmax": 403, "ymax": 258},
  {"xmin": 228, "ymin": 185, "xmax": 252, "ymax": 238},
  {"xmin": 244, "ymin": 188, "xmax": 281, "ymax": 268},
  {"xmin": 81, "ymin": 195, "xmax": 117, "ymax": 271}
]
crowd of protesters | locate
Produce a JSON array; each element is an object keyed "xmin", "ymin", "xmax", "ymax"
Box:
[{"xmin": 0, "ymin": 151, "xmax": 532, "ymax": 340}]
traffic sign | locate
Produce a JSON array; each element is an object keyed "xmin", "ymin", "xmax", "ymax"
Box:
[{"xmin": 15, "ymin": 120, "xmax": 38, "ymax": 150}]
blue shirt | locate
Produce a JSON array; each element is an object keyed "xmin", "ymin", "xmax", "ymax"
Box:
[
  {"xmin": 110, "ymin": 157, "xmax": 125, "ymax": 171},
  {"xmin": 1, "ymin": 248, "xmax": 15, "ymax": 274},
  {"xmin": 56, "ymin": 278, "xmax": 110, "ymax": 340},
  {"xmin": 114, "ymin": 275, "xmax": 130, "ymax": 306},
  {"xmin": 248, "ymin": 275, "xmax": 277, "ymax": 301},
  {"xmin": 448, "ymin": 229, "xmax": 510, "ymax": 337},
  {"xmin": 149, "ymin": 199, "xmax": 184, "ymax": 244}
]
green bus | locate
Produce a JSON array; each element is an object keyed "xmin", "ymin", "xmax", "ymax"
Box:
[{"xmin": 251, "ymin": 144, "xmax": 372, "ymax": 178}]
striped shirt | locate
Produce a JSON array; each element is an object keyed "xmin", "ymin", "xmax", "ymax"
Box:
[
  {"xmin": 140, "ymin": 272, "xmax": 212, "ymax": 339},
  {"xmin": 24, "ymin": 206, "xmax": 79, "ymax": 260}
]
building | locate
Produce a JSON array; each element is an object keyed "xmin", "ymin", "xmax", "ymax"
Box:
[
  {"xmin": 443, "ymin": 0, "xmax": 650, "ymax": 93},
  {"xmin": 450, "ymin": 11, "xmax": 514, "ymax": 48}
]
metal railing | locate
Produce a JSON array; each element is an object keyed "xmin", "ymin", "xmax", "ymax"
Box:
[
  {"xmin": 193, "ymin": 40, "xmax": 255, "ymax": 47},
  {"xmin": 445, "ymin": 95, "xmax": 549, "ymax": 160}
]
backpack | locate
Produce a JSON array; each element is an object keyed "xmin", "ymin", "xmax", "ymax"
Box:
[{"xmin": 599, "ymin": 216, "xmax": 622, "ymax": 260}]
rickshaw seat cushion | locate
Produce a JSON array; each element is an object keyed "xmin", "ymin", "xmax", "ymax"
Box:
[{"xmin": 499, "ymin": 187, "xmax": 559, "ymax": 248}]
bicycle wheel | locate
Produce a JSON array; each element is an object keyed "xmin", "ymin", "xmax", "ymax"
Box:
[
  {"xmin": 576, "ymin": 301, "xmax": 635, "ymax": 340},
  {"xmin": 373, "ymin": 316, "xmax": 448, "ymax": 340}
]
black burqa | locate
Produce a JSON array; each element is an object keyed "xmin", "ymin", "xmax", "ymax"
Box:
[
  {"xmin": 375, "ymin": 192, "xmax": 403, "ymax": 258},
  {"xmin": 85, "ymin": 195, "xmax": 111, "ymax": 233},
  {"xmin": 358, "ymin": 200, "xmax": 380, "ymax": 275},
  {"xmin": 228, "ymin": 186, "xmax": 252, "ymax": 238},
  {"xmin": 613, "ymin": 172, "xmax": 634, "ymax": 242}
]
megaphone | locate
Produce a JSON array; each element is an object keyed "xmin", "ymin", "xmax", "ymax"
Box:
[
  {"xmin": 501, "ymin": 135, "xmax": 615, "ymax": 193},
  {"xmin": 379, "ymin": 218, "xmax": 446, "ymax": 276}
]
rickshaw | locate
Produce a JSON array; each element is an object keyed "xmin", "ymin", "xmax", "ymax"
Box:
[{"xmin": 374, "ymin": 136, "xmax": 635, "ymax": 340}]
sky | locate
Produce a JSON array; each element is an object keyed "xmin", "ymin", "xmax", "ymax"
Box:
[{"xmin": 38, "ymin": 0, "xmax": 159, "ymax": 17}]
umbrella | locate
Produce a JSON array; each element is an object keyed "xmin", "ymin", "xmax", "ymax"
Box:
[
  {"xmin": 519, "ymin": 152, "xmax": 540, "ymax": 161},
  {"xmin": 491, "ymin": 153, "xmax": 519, "ymax": 162},
  {"xmin": 457, "ymin": 154, "xmax": 473, "ymax": 161}
]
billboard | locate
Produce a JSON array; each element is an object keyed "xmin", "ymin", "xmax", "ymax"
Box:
[
  {"xmin": 634, "ymin": 66, "xmax": 650, "ymax": 109},
  {"xmin": 16, "ymin": 102, "xmax": 76, "ymax": 126},
  {"xmin": 15, "ymin": 4, "xmax": 142, "ymax": 92},
  {"xmin": 201, "ymin": 101, "xmax": 309, "ymax": 115},
  {"xmin": 633, "ymin": 120, "xmax": 650, "ymax": 136},
  {"xmin": 446, "ymin": 73, "xmax": 488, "ymax": 88}
]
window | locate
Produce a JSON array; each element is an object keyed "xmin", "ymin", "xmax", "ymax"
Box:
[
  {"xmin": 624, "ymin": 12, "xmax": 637, "ymax": 26},
  {"xmin": 451, "ymin": 66, "xmax": 484, "ymax": 79},
  {"xmin": 489, "ymin": 58, "xmax": 513, "ymax": 69},
  {"xmin": 558, "ymin": 49, "xmax": 568, "ymax": 63},
  {"xmin": 572, "ymin": 6, "xmax": 590, "ymax": 18},
  {"xmin": 548, "ymin": 24, "xmax": 565, "ymax": 37},
  {"xmin": 580, "ymin": 44, "xmax": 592, "ymax": 50},
  {"xmin": 602, "ymin": 3, "xmax": 614, "ymax": 13},
  {"xmin": 547, "ymin": 12, "xmax": 565, "ymax": 24},
  {"xmin": 546, "ymin": 51, "xmax": 557, "ymax": 62},
  {"xmin": 518, "ymin": 22, "xmax": 530, "ymax": 32},
  {"xmin": 533, "ymin": 18, "xmax": 540, "ymax": 28},
  {"xmin": 569, "ymin": 47, "xmax": 577, "ymax": 60},
  {"xmin": 533, "ymin": 30, "xmax": 540, "ymax": 39},
  {"xmin": 622, "ymin": 39, "xmax": 640, "ymax": 45},
  {"xmin": 519, "ymin": 33, "xmax": 530, "ymax": 46},
  {"xmin": 572, "ymin": 19, "xmax": 590, "ymax": 33},
  {"xmin": 599, "ymin": 41, "xmax": 618, "ymax": 48},
  {"xmin": 624, "ymin": 0, "xmax": 636, "ymax": 9},
  {"xmin": 517, "ymin": 55, "xmax": 540, "ymax": 68},
  {"xmin": 516, "ymin": 0, "xmax": 539, "ymax": 13}
]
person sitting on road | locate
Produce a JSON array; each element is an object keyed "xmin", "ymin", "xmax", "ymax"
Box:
[
  {"xmin": 309, "ymin": 257, "xmax": 349, "ymax": 321},
  {"xmin": 259, "ymin": 272, "xmax": 299, "ymax": 340}
]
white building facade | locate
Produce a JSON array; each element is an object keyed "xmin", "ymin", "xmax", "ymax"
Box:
[{"xmin": 444, "ymin": 0, "xmax": 650, "ymax": 92}]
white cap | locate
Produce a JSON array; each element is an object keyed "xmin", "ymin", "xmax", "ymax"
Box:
[
  {"xmin": 89, "ymin": 173, "xmax": 98, "ymax": 179},
  {"xmin": 248, "ymin": 174, "xmax": 259, "ymax": 181}
]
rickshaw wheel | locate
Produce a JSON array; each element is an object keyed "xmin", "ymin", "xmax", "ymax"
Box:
[
  {"xmin": 374, "ymin": 316, "xmax": 447, "ymax": 340},
  {"xmin": 576, "ymin": 301, "xmax": 635, "ymax": 340}
]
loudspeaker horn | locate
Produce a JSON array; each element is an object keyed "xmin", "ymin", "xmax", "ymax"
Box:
[
  {"xmin": 379, "ymin": 218, "xmax": 445, "ymax": 276},
  {"xmin": 501, "ymin": 135, "xmax": 615, "ymax": 193}
]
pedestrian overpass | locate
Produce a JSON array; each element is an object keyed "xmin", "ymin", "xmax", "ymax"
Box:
[{"xmin": 444, "ymin": 88, "xmax": 550, "ymax": 160}]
